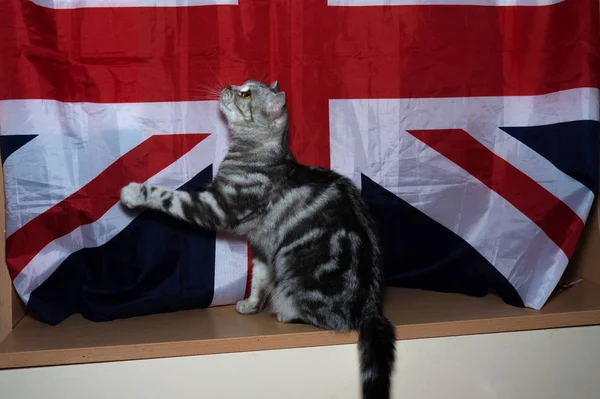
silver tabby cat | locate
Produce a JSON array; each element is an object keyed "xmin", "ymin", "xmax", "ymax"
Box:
[{"xmin": 120, "ymin": 80, "xmax": 396, "ymax": 399}]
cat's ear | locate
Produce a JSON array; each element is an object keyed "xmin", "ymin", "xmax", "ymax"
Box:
[
  {"xmin": 266, "ymin": 92, "xmax": 286, "ymax": 117},
  {"xmin": 270, "ymin": 81, "xmax": 279, "ymax": 92}
]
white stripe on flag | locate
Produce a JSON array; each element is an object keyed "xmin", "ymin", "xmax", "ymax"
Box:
[
  {"xmin": 212, "ymin": 233, "xmax": 248, "ymax": 306},
  {"xmin": 0, "ymin": 99, "xmax": 226, "ymax": 237},
  {"xmin": 329, "ymin": 87, "xmax": 598, "ymax": 309},
  {"xmin": 31, "ymin": 0, "xmax": 237, "ymax": 9},
  {"xmin": 330, "ymin": 87, "xmax": 598, "ymax": 222}
]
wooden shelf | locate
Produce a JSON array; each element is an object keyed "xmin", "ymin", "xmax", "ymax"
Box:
[{"xmin": 1, "ymin": 280, "xmax": 600, "ymax": 369}]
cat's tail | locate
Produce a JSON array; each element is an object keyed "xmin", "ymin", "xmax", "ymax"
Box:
[{"xmin": 357, "ymin": 313, "xmax": 396, "ymax": 399}]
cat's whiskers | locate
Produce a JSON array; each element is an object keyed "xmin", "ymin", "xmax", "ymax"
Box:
[
  {"xmin": 189, "ymin": 83, "xmax": 223, "ymax": 100},
  {"xmin": 206, "ymin": 64, "xmax": 229, "ymax": 92}
]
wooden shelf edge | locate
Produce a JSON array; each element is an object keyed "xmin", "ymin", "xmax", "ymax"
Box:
[
  {"xmin": 1, "ymin": 281, "xmax": 600, "ymax": 370},
  {"xmin": 2, "ymin": 312, "xmax": 600, "ymax": 370}
]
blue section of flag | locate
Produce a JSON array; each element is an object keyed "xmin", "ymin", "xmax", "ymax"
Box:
[
  {"xmin": 361, "ymin": 174, "xmax": 524, "ymax": 307},
  {"xmin": 27, "ymin": 165, "xmax": 216, "ymax": 325},
  {"xmin": 0, "ymin": 134, "xmax": 37, "ymax": 164},
  {"xmin": 501, "ymin": 120, "xmax": 600, "ymax": 193}
]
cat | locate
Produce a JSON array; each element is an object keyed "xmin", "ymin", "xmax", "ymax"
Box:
[{"xmin": 120, "ymin": 80, "xmax": 396, "ymax": 399}]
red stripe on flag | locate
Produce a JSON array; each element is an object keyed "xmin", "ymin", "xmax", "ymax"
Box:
[
  {"xmin": 0, "ymin": 0, "xmax": 597, "ymax": 170},
  {"xmin": 322, "ymin": 1, "xmax": 599, "ymax": 99},
  {"xmin": 244, "ymin": 246, "xmax": 253, "ymax": 299},
  {"xmin": 1, "ymin": 1, "xmax": 595, "ymax": 102},
  {"xmin": 407, "ymin": 129, "xmax": 584, "ymax": 259},
  {"xmin": 6, "ymin": 134, "xmax": 209, "ymax": 280}
]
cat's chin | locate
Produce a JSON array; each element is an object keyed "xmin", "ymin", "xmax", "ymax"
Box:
[
  {"xmin": 219, "ymin": 106, "xmax": 239, "ymax": 125},
  {"xmin": 218, "ymin": 102, "xmax": 230, "ymax": 115}
]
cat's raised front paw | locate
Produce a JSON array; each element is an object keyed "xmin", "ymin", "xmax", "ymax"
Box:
[
  {"xmin": 235, "ymin": 299, "xmax": 262, "ymax": 315},
  {"xmin": 120, "ymin": 182, "xmax": 147, "ymax": 209}
]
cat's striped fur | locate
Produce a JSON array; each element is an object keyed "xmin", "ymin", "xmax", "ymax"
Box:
[{"xmin": 120, "ymin": 80, "xmax": 396, "ymax": 399}]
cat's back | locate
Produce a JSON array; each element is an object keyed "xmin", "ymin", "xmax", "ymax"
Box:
[
  {"xmin": 271, "ymin": 163, "xmax": 374, "ymax": 231},
  {"xmin": 286, "ymin": 163, "xmax": 352, "ymax": 191}
]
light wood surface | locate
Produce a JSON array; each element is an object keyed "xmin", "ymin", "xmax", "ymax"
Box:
[
  {"xmin": 569, "ymin": 166, "xmax": 600, "ymax": 285},
  {"xmin": 1, "ymin": 279, "xmax": 599, "ymax": 369}
]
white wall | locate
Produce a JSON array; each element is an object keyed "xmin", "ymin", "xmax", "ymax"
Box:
[{"xmin": 2, "ymin": 326, "xmax": 599, "ymax": 399}]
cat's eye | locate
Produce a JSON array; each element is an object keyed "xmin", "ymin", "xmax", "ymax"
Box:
[{"xmin": 239, "ymin": 91, "xmax": 251, "ymax": 99}]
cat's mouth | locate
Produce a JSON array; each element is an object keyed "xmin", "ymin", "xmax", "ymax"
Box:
[
  {"xmin": 219, "ymin": 86, "xmax": 231, "ymax": 103},
  {"xmin": 219, "ymin": 88, "xmax": 237, "ymax": 119},
  {"xmin": 220, "ymin": 87, "xmax": 234, "ymax": 103}
]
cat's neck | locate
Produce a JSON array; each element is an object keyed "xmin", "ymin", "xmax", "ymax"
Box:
[{"xmin": 226, "ymin": 126, "xmax": 295, "ymax": 166}]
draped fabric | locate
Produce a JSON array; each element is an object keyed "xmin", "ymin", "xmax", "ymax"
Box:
[{"xmin": 0, "ymin": 0, "xmax": 597, "ymax": 324}]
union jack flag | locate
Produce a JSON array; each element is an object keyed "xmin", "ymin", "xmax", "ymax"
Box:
[{"xmin": 0, "ymin": 0, "xmax": 597, "ymax": 324}]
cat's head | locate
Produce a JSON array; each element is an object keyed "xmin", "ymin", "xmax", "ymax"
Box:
[{"xmin": 219, "ymin": 80, "xmax": 287, "ymax": 137}]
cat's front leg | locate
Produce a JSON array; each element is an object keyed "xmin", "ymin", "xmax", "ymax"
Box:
[
  {"xmin": 120, "ymin": 182, "xmax": 150, "ymax": 209},
  {"xmin": 236, "ymin": 259, "xmax": 272, "ymax": 315},
  {"xmin": 120, "ymin": 182, "xmax": 230, "ymax": 231}
]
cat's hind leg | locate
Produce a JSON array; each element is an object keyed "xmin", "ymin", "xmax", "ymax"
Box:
[{"xmin": 269, "ymin": 284, "xmax": 308, "ymax": 324}]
